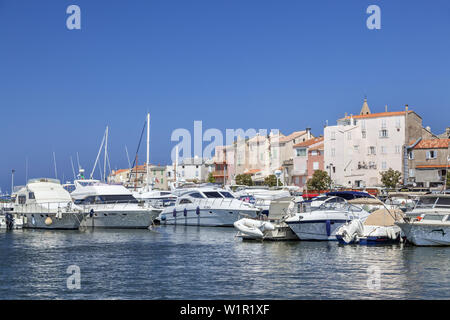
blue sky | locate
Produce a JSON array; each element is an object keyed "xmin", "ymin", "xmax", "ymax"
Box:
[{"xmin": 0, "ymin": 0, "xmax": 449, "ymax": 192}]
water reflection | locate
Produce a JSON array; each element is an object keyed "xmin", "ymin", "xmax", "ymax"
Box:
[{"xmin": 1, "ymin": 227, "xmax": 450, "ymax": 299}]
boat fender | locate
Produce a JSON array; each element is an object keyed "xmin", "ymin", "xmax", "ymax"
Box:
[
  {"xmin": 173, "ymin": 208, "xmax": 177, "ymax": 217},
  {"xmin": 196, "ymin": 206, "xmax": 200, "ymax": 215},
  {"xmin": 45, "ymin": 217, "xmax": 53, "ymax": 225},
  {"xmin": 326, "ymin": 220, "xmax": 331, "ymax": 237},
  {"xmin": 183, "ymin": 208, "xmax": 187, "ymax": 217}
]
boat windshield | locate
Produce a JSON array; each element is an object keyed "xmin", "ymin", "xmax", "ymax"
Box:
[
  {"xmin": 76, "ymin": 194, "xmax": 138, "ymax": 204},
  {"xmin": 219, "ymin": 191, "xmax": 235, "ymax": 199},
  {"xmin": 415, "ymin": 196, "xmax": 450, "ymax": 209},
  {"xmin": 203, "ymin": 191, "xmax": 224, "ymax": 198}
]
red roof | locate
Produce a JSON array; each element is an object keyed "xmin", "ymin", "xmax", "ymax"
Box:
[
  {"xmin": 413, "ymin": 139, "xmax": 450, "ymax": 149},
  {"xmin": 293, "ymin": 137, "xmax": 324, "ymax": 148},
  {"xmin": 341, "ymin": 110, "xmax": 413, "ymax": 120}
]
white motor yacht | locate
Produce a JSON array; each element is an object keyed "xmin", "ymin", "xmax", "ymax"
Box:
[
  {"xmin": 13, "ymin": 178, "xmax": 84, "ymax": 230},
  {"xmin": 71, "ymin": 179, "xmax": 161, "ymax": 229},
  {"xmin": 285, "ymin": 196, "xmax": 370, "ymax": 241},
  {"xmin": 158, "ymin": 187, "xmax": 259, "ymax": 227},
  {"xmin": 396, "ymin": 194, "xmax": 450, "ymax": 246}
]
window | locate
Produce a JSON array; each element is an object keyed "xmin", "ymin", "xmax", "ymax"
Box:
[
  {"xmin": 354, "ymin": 145, "xmax": 359, "ymax": 153},
  {"xmin": 381, "ymin": 119, "xmax": 387, "ymax": 129},
  {"xmin": 331, "ymin": 148, "xmax": 336, "ymax": 157},
  {"xmin": 426, "ymin": 150, "xmax": 437, "ymax": 159},
  {"xmin": 311, "ymin": 150, "xmax": 317, "ymax": 156},
  {"xmin": 409, "ymin": 169, "xmax": 415, "ymax": 178},
  {"xmin": 347, "ymin": 132, "xmax": 352, "ymax": 140},
  {"xmin": 379, "ymin": 129, "xmax": 388, "ymax": 138},
  {"xmin": 408, "ymin": 151, "xmax": 415, "ymax": 160},
  {"xmin": 331, "ymin": 131, "xmax": 336, "ymax": 140},
  {"xmin": 395, "ymin": 119, "xmax": 401, "ymax": 129},
  {"xmin": 195, "ymin": 170, "xmax": 199, "ymax": 177},
  {"xmin": 18, "ymin": 195, "xmax": 26, "ymax": 204},
  {"xmin": 381, "ymin": 146, "xmax": 387, "ymax": 154},
  {"xmin": 28, "ymin": 192, "xmax": 35, "ymax": 200},
  {"xmin": 381, "ymin": 161, "xmax": 387, "ymax": 170},
  {"xmin": 179, "ymin": 199, "xmax": 192, "ymax": 204},
  {"xmin": 368, "ymin": 146, "xmax": 376, "ymax": 155},
  {"xmin": 203, "ymin": 191, "xmax": 224, "ymax": 198},
  {"xmin": 296, "ymin": 148, "xmax": 306, "ymax": 157},
  {"xmin": 361, "ymin": 120, "xmax": 366, "ymax": 130},
  {"xmin": 190, "ymin": 192, "xmax": 205, "ymax": 198},
  {"xmin": 219, "ymin": 192, "xmax": 235, "ymax": 199},
  {"xmin": 313, "ymin": 162, "xmax": 319, "ymax": 170},
  {"xmin": 395, "ymin": 145, "xmax": 401, "ymax": 154},
  {"xmin": 362, "ymin": 130, "xmax": 366, "ymax": 139}
]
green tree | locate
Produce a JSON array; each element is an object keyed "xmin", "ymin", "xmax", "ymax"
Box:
[
  {"xmin": 264, "ymin": 174, "xmax": 283, "ymax": 187},
  {"xmin": 207, "ymin": 172, "xmax": 216, "ymax": 183},
  {"xmin": 446, "ymin": 171, "xmax": 450, "ymax": 189},
  {"xmin": 235, "ymin": 174, "xmax": 253, "ymax": 186},
  {"xmin": 380, "ymin": 168, "xmax": 402, "ymax": 189},
  {"xmin": 306, "ymin": 170, "xmax": 331, "ymax": 191}
]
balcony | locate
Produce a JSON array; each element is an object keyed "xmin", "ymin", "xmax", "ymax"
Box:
[{"xmin": 212, "ymin": 170, "xmax": 225, "ymax": 177}]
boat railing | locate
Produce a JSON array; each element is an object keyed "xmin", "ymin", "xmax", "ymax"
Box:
[{"xmin": 9, "ymin": 201, "xmax": 80, "ymax": 214}]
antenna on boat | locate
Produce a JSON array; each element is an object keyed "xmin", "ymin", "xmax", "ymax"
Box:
[
  {"xmin": 53, "ymin": 152, "xmax": 58, "ymax": 180},
  {"xmin": 76, "ymin": 152, "xmax": 81, "ymax": 171},
  {"xmin": 25, "ymin": 157, "xmax": 28, "ymax": 184}
]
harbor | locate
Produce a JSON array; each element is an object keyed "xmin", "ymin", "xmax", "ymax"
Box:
[{"xmin": 1, "ymin": 1, "xmax": 450, "ymax": 304}]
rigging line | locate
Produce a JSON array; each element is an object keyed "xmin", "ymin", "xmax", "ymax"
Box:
[{"xmin": 128, "ymin": 120, "xmax": 147, "ymax": 183}]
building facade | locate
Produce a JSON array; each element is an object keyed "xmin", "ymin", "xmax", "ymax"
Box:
[
  {"xmin": 292, "ymin": 137, "xmax": 324, "ymax": 189},
  {"xmin": 324, "ymin": 99, "xmax": 432, "ymax": 188},
  {"xmin": 408, "ymin": 138, "xmax": 450, "ymax": 188}
]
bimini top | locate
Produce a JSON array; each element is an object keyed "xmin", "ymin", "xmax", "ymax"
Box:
[{"xmin": 326, "ymin": 191, "xmax": 374, "ymax": 200}]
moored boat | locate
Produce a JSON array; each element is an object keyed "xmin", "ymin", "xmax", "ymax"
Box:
[
  {"xmin": 13, "ymin": 178, "xmax": 85, "ymax": 230},
  {"xmin": 396, "ymin": 194, "xmax": 450, "ymax": 246}
]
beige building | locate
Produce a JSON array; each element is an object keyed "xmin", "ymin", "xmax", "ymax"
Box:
[
  {"xmin": 213, "ymin": 129, "xmax": 313, "ymax": 185},
  {"xmin": 109, "ymin": 165, "xmax": 169, "ymax": 190},
  {"xmin": 324, "ymin": 99, "xmax": 434, "ymax": 188},
  {"xmin": 408, "ymin": 138, "xmax": 450, "ymax": 188}
]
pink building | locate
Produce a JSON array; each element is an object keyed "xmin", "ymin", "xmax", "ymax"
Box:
[{"xmin": 292, "ymin": 137, "xmax": 324, "ymax": 189}]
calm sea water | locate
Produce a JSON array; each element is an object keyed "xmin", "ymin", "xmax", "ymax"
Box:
[{"xmin": 1, "ymin": 226, "xmax": 450, "ymax": 300}]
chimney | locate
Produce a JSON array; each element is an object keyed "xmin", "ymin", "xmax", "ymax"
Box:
[
  {"xmin": 385, "ymin": 105, "xmax": 388, "ymax": 112},
  {"xmin": 306, "ymin": 128, "xmax": 311, "ymax": 140},
  {"xmin": 405, "ymin": 104, "xmax": 409, "ymax": 112}
]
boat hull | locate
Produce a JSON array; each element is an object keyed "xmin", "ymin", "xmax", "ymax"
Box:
[
  {"xmin": 22, "ymin": 212, "xmax": 84, "ymax": 230},
  {"xmin": 81, "ymin": 210, "xmax": 159, "ymax": 229},
  {"xmin": 396, "ymin": 222, "xmax": 450, "ymax": 246},
  {"xmin": 159, "ymin": 208, "xmax": 257, "ymax": 227},
  {"xmin": 286, "ymin": 219, "xmax": 349, "ymax": 241}
]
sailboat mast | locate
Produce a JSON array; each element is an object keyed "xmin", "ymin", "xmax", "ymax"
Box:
[
  {"xmin": 104, "ymin": 126, "xmax": 109, "ymax": 183},
  {"xmin": 146, "ymin": 113, "xmax": 150, "ymax": 191},
  {"xmin": 53, "ymin": 152, "xmax": 58, "ymax": 180}
]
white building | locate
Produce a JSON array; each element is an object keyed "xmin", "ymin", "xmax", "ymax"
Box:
[
  {"xmin": 324, "ymin": 99, "xmax": 432, "ymax": 188},
  {"xmin": 167, "ymin": 156, "xmax": 214, "ymax": 184}
]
